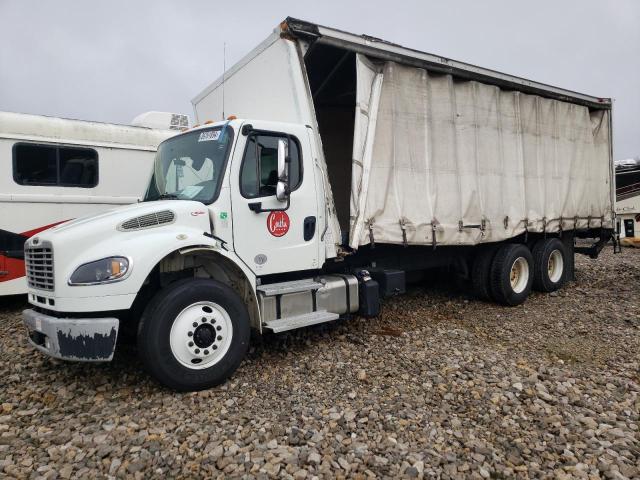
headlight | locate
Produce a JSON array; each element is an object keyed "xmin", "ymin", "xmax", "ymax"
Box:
[{"xmin": 68, "ymin": 257, "xmax": 130, "ymax": 285}]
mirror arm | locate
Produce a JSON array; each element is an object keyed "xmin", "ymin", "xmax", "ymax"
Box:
[{"xmin": 248, "ymin": 197, "xmax": 290, "ymax": 214}]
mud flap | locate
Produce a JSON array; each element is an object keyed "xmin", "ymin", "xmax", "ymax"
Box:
[{"xmin": 562, "ymin": 234, "xmax": 576, "ymax": 282}]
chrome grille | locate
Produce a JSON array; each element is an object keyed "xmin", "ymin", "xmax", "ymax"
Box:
[
  {"xmin": 25, "ymin": 243, "xmax": 54, "ymax": 291},
  {"xmin": 118, "ymin": 210, "xmax": 175, "ymax": 231}
]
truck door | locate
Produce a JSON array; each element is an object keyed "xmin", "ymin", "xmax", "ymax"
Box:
[{"xmin": 230, "ymin": 123, "xmax": 319, "ymax": 276}]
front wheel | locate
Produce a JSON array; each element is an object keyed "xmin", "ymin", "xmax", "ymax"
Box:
[{"xmin": 137, "ymin": 278, "xmax": 250, "ymax": 391}]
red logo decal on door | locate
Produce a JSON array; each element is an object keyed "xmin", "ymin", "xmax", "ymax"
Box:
[{"xmin": 267, "ymin": 211, "xmax": 290, "ymax": 237}]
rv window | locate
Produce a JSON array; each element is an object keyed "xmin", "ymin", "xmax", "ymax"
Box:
[
  {"xmin": 13, "ymin": 143, "xmax": 98, "ymax": 187},
  {"xmin": 240, "ymin": 134, "xmax": 301, "ymax": 199},
  {"xmin": 59, "ymin": 147, "xmax": 98, "ymax": 187}
]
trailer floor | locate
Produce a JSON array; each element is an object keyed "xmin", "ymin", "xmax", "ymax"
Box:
[{"xmin": 1, "ymin": 247, "xmax": 638, "ymax": 479}]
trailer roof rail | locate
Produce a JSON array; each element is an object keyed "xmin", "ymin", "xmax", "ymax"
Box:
[{"xmin": 283, "ymin": 17, "xmax": 612, "ymax": 110}]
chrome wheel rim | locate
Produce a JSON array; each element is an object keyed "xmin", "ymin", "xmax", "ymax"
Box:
[
  {"xmin": 547, "ymin": 249, "xmax": 564, "ymax": 283},
  {"xmin": 510, "ymin": 256, "xmax": 529, "ymax": 294},
  {"xmin": 169, "ymin": 301, "xmax": 233, "ymax": 369}
]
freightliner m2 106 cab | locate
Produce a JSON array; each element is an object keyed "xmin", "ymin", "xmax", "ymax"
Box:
[{"xmin": 23, "ymin": 18, "xmax": 615, "ymax": 390}]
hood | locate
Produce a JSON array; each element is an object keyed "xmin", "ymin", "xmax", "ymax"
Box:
[
  {"xmin": 33, "ymin": 200, "xmax": 210, "ymax": 245},
  {"xmin": 25, "ymin": 200, "xmax": 213, "ymax": 298}
]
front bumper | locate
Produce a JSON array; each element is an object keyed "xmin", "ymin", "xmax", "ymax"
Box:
[{"xmin": 23, "ymin": 309, "xmax": 119, "ymax": 362}]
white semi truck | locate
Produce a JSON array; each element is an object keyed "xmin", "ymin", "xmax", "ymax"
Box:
[{"xmin": 22, "ymin": 18, "xmax": 615, "ymax": 391}]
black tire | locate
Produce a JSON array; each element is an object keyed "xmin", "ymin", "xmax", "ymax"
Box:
[
  {"xmin": 137, "ymin": 278, "xmax": 250, "ymax": 391},
  {"xmin": 532, "ymin": 238, "xmax": 567, "ymax": 292},
  {"xmin": 471, "ymin": 246, "xmax": 498, "ymax": 301},
  {"xmin": 490, "ymin": 244, "xmax": 534, "ymax": 306}
]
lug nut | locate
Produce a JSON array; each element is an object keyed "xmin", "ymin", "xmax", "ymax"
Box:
[
  {"xmin": 188, "ymin": 341, "xmax": 194, "ymax": 347},
  {"xmin": 195, "ymin": 348, "xmax": 200, "ymax": 354},
  {"xmin": 188, "ymin": 331, "xmax": 193, "ymax": 337},
  {"xmin": 212, "ymin": 345, "xmax": 217, "ymax": 350},
  {"xmin": 216, "ymin": 326, "xmax": 222, "ymax": 331},
  {"xmin": 217, "ymin": 335, "xmax": 222, "ymax": 341},
  {"xmin": 201, "ymin": 318, "xmax": 206, "ymax": 323},
  {"xmin": 192, "ymin": 322, "xmax": 198, "ymax": 328},
  {"xmin": 204, "ymin": 350, "xmax": 209, "ymax": 355}
]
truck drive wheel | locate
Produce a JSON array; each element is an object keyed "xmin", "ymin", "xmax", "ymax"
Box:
[
  {"xmin": 532, "ymin": 238, "xmax": 567, "ymax": 292},
  {"xmin": 471, "ymin": 246, "xmax": 498, "ymax": 301},
  {"xmin": 137, "ymin": 278, "xmax": 250, "ymax": 391},
  {"xmin": 490, "ymin": 244, "xmax": 533, "ymax": 306}
]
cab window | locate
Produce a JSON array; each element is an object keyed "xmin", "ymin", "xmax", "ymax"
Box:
[{"xmin": 240, "ymin": 134, "xmax": 301, "ymax": 198}]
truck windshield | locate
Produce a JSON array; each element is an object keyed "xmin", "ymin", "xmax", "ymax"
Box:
[{"xmin": 145, "ymin": 126, "xmax": 234, "ymax": 204}]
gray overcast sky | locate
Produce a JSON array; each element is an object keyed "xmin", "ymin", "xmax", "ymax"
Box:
[{"xmin": 1, "ymin": 0, "xmax": 638, "ymax": 158}]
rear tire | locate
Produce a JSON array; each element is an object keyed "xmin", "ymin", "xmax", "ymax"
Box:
[
  {"xmin": 490, "ymin": 244, "xmax": 533, "ymax": 306},
  {"xmin": 471, "ymin": 246, "xmax": 498, "ymax": 301},
  {"xmin": 532, "ymin": 238, "xmax": 567, "ymax": 292},
  {"xmin": 137, "ymin": 278, "xmax": 250, "ymax": 391}
]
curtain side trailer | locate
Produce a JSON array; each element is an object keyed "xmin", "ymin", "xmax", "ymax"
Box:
[{"xmin": 21, "ymin": 18, "xmax": 615, "ymax": 390}]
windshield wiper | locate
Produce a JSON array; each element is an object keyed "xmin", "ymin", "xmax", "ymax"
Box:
[{"xmin": 158, "ymin": 193, "xmax": 179, "ymax": 200}]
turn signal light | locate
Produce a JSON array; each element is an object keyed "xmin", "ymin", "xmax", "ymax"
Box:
[{"xmin": 110, "ymin": 259, "xmax": 122, "ymax": 276}]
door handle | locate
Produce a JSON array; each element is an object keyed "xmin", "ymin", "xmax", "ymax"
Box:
[{"xmin": 303, "ymin": 216, "xmax": 316, "ymax": 241}]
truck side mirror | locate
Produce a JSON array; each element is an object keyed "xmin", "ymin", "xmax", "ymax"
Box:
[{"xmin": 276, "ymin": 139, "xmax": 290, "ymax": 202}]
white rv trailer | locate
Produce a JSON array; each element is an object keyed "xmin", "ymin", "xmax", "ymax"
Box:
[
  {"xmin": 615, "ymin": 158, "xmax": 640, "ymax": 241},
  {"xmin": 0, "ymin": 111, "xmax": 186, "ymax": 295}
]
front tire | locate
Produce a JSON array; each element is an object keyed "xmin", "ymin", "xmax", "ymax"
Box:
[
  {"xmin": 532, "ymin": 238, "xmax": 567, "ymax": 292},
  {"xmin": 137, "ymin": 278, "xmax": 250, "ymax": 391},
  {"xmin": 490, "ymin": 244, "xmax": 533, "ymax": 306}
]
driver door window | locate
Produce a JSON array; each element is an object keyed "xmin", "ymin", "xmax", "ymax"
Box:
[{"xmin": 240, "ymin": 134, "xmax": 301, "ymax": 198}]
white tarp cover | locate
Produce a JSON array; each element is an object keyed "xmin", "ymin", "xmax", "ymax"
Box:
[
  {"xmin": 350, "ymin": 56, "xmax": 613, "ymax": 248},
  {"xmin": 350, "ymin": 55, "xmax": 383, "ymax": 247}
]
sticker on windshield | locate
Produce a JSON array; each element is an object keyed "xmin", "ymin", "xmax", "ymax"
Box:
[
  {"xmin": 180, "ymin": 185, "xmax": 204, "ymax": 198},
  {"xmin": 198, "ymin": 130, "xmax": 221, "ymax": 142}
]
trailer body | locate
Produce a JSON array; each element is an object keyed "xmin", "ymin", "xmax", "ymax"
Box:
[
  {"xmin": 21, "ymin": 18, "xmax": 615, "ymax": 391},
  {"xmin": 194, "ymin": 18, "xmax": 614, "ymax": 252}
]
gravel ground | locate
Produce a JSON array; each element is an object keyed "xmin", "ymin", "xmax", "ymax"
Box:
[{"xmin": 1, "ymin": 247, "xmax": 639, "ymax": 479}]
